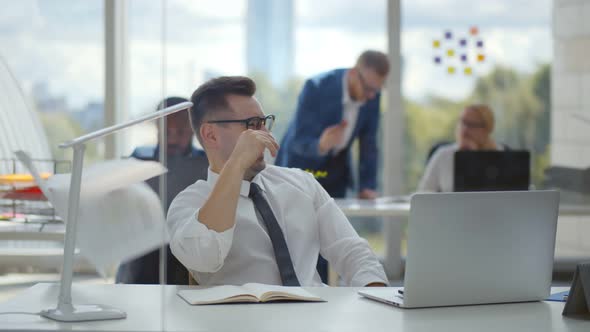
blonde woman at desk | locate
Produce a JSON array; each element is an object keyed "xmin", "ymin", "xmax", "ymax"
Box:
[{"xmin": 417, "ymin": 104, "xmax": 503, "ymax": 192}]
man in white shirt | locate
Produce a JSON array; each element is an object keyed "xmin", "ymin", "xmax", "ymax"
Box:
[{"xmin": 167, "ymin": 76, "xmax": 388, "ymax": 287}]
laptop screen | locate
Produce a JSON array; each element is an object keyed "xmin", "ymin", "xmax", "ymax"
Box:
[{"xmin": 453, "ymin": 150, "xmax": 530, "ymax": 192}]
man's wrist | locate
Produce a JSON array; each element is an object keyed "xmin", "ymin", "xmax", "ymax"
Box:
[
  {"xmin": 358, "ymin": 188, "xmax": 378, "ymax": 199},
  {"xmin": 318, "ymin": 138, "xmax": 328, "ymax": 155},
  {"xmin": 225, "ymin": 156, "xmax": 248, "ymax": 175}
]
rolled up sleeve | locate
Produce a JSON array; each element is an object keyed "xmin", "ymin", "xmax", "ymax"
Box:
[
  {"xmin": 167, "ymin": 185, "xmax": 234, "ymax": 273},
  {"xmin": 307, "ymin": 173, "xmax": 388, "ymax": 286}
]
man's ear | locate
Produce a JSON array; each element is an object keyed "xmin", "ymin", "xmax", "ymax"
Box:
[{"xmin": 200, "ymin": 123, "xmax": 218, "ymax": 149}]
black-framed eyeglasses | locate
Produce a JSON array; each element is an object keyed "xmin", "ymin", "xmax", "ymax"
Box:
[
  {"xmin": 357, "ymin": 70, "xmax": 380, "ymax": 95},
  {"xmin": 460, "ymin": 119, "xmax": 486, "ymax": 129},
  {"xmin": 207, "ymin": 115, "xmax": 276, "ymax": 131}
]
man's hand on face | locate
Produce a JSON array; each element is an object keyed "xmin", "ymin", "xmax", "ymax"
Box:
[
  {"xmin": 229, "ymin": 129, "xmax": 279, "ymax": 172},
  {"xmin": 318, "ymin": 120, "xmax": 348, "ymax": 154}
]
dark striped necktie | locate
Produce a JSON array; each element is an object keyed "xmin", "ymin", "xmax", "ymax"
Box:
[{"xmin": 249, "ymin": 182, "xmax": 300, "ymax": 286}]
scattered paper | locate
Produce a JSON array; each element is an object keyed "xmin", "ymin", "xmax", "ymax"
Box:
[{"xmin": 16, "ymin": 151, "xmax": 169, "ymax": 271}]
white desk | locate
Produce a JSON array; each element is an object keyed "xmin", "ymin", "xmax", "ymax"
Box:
[
  {"xmin": 335, "ymin": 198, "xmax": 409, "ymax": 278},
  {"xmin": 335, "ymin": 198, "xmax": 590, "ymax": 279},
  {"xmin": 0, "ymin": 223, "xmax": 65, "ymax": 269},
  {"xmin": 0, "ymin": 222, "xmax": 64, "ymax": 242},
  {"xmin": 335, "ymin": 197, "xmax": 410, "ymax": 217},
  {"xmin": 0, "ymin": 223, "xmax": 93, "ymax": 272},
  {"xmin": 559, "ymin": 204, "xmax": 590, "ymax": 216},
  {"xmin": 0, "ymin": 283, "xmax": 586, "ymax": 332},
  {"xmin": 336, "ymin": 197, "xmax": 590, "ymax": 218}
]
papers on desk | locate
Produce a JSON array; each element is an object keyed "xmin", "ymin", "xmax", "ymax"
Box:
[
  {"xmin": 178, "ymin": 284, "xmax": 325, "ymax": 305},
  {"xmin": 546, "ymin": 290, "xmax": 569, "ymax": 302},
  {"xmin": 16, "ymin": 152, "xmax": 168, "ymax": 273}
]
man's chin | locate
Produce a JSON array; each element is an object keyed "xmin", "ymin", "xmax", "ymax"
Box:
[
  {"xmin": 245, "ymin": 160, "xmax": 266, "ymax": 180},
  {"xmin": 252, "ymin": 160, "xmax": 266, "ymax": 173}
]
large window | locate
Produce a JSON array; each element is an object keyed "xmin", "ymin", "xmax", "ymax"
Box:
[
  {"xmin": 0, "ymin": 0, "xmax": 105, "ymax": 163},
  {"xmin": 124, "ymin": 0, "xmax": 387, "ymax": 254},
  {"xmin": 0, "ymin": 0, "xmax": 107, "ymax": 294},
  {"xmin": 126, "ymin": 0, "xmax": 248, "ymax": 152},
  {"xmin": 126, "ymin": 0, "xmax": 387, "ymax": 153},
  {"xmin": 401, "ymin": 0, "xmax": 552, "ymax": 192}
]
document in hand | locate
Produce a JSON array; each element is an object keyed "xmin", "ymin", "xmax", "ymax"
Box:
[{"xmin": 177, "ymin": 283, "xmax": 325, "ymax": 305}]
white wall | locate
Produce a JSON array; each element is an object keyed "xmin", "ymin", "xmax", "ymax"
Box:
[
  {"xmin": 552, "ymin": 0, "xmax": 590, "ymax": 167},
  {"xmin": 551, "ymin": 0, "xmax": 590, "ymax": 266}
]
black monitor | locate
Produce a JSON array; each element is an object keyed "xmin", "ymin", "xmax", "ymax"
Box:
[{"xmin": 453, "ymin": 150, "xmax": 530, "ymax": 192}]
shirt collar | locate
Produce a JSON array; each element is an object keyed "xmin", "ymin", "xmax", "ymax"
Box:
[
  {"xmin": 342, "ymin": 70, "xmax": 364, "ymax": 107},
  {"xmin": 206, "ymin": 167, "xmax": 267, "ymax": 198}
]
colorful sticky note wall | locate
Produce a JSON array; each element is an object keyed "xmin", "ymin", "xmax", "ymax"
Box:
[{"xmin": 432, "ymin": 26, "xmax": 486, "ymax": 76}]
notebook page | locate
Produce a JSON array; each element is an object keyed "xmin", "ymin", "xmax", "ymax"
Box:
[{"xmin": 178, "ymin": 285, "xmax": 257, "ymax": 305}]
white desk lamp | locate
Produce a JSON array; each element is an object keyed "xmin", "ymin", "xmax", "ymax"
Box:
[{"xmin": 33, "ymin": 102, "xmax": 193, "ymax": 322}]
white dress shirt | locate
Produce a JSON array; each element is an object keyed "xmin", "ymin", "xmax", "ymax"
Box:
[
  {"xmin": 333, "ymin": 70, "xmax": 364, "ymax": 153},
  {"xmin": 167, "ymin": 165, "xmax": 388, "ymax": 287},
  {"xmin": 417, "ymin": 143, "xmax": 503, "ymax": 192}
]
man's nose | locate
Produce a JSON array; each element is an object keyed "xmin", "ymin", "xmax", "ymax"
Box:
[{"xmin": 166, "ymin": 135, "xmax": 180, "ymax": 143}]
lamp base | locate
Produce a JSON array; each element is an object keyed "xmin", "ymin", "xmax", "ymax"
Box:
[{"xmin": 40, "ymin": 304, "xmax": 126, "ymax": 322}]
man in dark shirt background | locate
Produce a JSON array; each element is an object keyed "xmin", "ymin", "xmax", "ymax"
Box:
[{"xmin": 116, "ymin": 96, "xmax": 208, "ymax": 285}]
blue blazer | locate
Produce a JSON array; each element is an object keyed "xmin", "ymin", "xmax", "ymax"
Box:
[{"xmin": 276, "ymin": 69, "xmax": 380, "ymax": 192}]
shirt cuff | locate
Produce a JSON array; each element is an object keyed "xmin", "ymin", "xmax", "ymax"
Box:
[{"xmin": 351, "ymin": 270, "xmax": 390, "ymax": 287}]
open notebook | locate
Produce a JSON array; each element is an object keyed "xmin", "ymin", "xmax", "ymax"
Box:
[{"xmin": 177, "ymin": 283, "xmax": 325, "ymax": 305}]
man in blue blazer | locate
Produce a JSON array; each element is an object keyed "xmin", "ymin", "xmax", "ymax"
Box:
[
  {"xmin": 276, "ymin": 50, "xmax": 389, "ymax": 199},
  {"xmin": 276, "ymin": 51, "xmax": 389, "ymax": 283}
]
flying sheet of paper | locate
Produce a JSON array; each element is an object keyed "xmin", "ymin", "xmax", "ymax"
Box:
[{"xmin": 16, "ymin": 151, "xmax": 169, "ymax": 271}]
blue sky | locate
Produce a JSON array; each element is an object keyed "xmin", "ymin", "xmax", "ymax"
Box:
[{"xmin": 0, "ymin": 0, "xmax": 552, "ymax": 115}]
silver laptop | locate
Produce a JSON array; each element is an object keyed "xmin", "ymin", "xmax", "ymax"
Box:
[{"xmin": 359, "ymin": 190, "xmax": 559, "ymax": 308}]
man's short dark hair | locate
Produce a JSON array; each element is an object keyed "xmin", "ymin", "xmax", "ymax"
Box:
[
  {"xmin": 357, "ymin": 50, "xmax": 390, "ymax": 77},
  {"xmin": 189, "ymin": 76, "xmax": 257, "ymax": 143},
  {"xmin": 156, "ymin": 96, "xmax": 189, "ymax": 111}
]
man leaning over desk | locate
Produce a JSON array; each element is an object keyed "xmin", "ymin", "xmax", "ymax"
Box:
[{"xmin": 167, "ymin": 76, "xmax": 388, "ymax": 287}]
